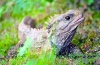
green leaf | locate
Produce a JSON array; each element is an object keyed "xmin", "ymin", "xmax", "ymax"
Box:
[
  {"xmin": 0, "ymin": 7, "xmax": 5, "ymax": 18},
  {"xmin": 25, "ymin": 59, "xmax": 37, "ymax": 65},
  {"xmin": 17, "ymin": 37, "xmax": 33, "ymax": 56},
  {"xmin": 87, "ymin": 0, "xmax": 94, "ymax": 5}
]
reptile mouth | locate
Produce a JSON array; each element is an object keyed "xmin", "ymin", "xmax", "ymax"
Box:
[{"xmin": 72, "ymin": 17, "xmax": 84, "ymax": 26}]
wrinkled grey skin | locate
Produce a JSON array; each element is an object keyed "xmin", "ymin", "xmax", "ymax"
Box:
[{"xmin": 48, "ymin": 10, "xmax": 84, "ymax": 56}]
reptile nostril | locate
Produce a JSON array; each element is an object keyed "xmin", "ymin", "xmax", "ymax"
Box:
[{"xmin": 75, "ymin": 12, "xmax": 79, "ymax": 16}]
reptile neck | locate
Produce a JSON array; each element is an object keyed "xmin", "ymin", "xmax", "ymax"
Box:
[
  {"xmin": 55, "ymin": 27, "xmax": 77, "ymax": 48},
  {"xmin": 57, "ymin": 28, "xmax": 77, "ymax": 56},
  {"xmin": 63, "ymin": 27, "xmax": 77, "ymax": 47}
]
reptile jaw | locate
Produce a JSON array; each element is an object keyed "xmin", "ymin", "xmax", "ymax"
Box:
[{"xmin": 72, "ymin": 14, "xmax": 84, "ymax": 25}]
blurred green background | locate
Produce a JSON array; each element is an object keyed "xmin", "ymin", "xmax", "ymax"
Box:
[{"xmin": 0, "ymin": 0, "xmax": 100, "ymax": 65}]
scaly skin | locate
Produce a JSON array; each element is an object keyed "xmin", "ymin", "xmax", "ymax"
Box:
[{"xmin": 6, "ymin": 10, "xmax": 84, "ymax": 59}]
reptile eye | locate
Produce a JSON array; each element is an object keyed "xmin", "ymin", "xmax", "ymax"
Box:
[{"xmin": 65, "ymin": 16, "xmax": 70, "ymax": 20}]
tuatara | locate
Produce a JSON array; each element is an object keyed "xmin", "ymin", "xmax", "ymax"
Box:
[{"xmin": 6, "ymin": 10, "xmax": 84, "ymax": 59}]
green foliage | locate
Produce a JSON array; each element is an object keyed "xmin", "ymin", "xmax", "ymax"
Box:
[
  {"xmin": 87, "ymin": 0, "xmax": 94, "ymax": 5},
  {"xmin": 25, "ymin": 59, "xmax": 37, "ymax": 65},
  {"xmin": 0, "ymin": 0, "xmax": 100, "ymax": 65},
  {"xmin": 0, "ymin": 19, "xmax": 18, "ymax": 56},
  {"xmin": 18, "ymin": 37, "xmax": 33, "ymax": 56},
  {"xmin": 9, "ymin": 57, "xmax": 27, "ymax": 65},
  {"xmin": 25, "ymin": 50, "xmax": 56, "ymax": 65},
  {"xmin": 0, "ymin": 6, "xmax": 5, "ymax": 19},
  {"xmin": 0, "ymin": 0, "xmax": 52, "ymax": 20}
]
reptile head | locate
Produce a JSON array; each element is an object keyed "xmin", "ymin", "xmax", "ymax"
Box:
[
  {"xmin": 58, "ymin": 10, "xmax": 84, "ymax": 32},
  {"xmin": 48, "ymin": 10, "xmax": 84, "ymax": 50}
]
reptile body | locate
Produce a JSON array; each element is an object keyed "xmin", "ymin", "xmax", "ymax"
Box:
[{"xmin": 6, "ymin": 10, "xmax": 84, "ymax": 58}]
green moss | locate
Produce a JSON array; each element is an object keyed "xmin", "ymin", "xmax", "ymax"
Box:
[{"xmin": 0, "ymin": 0, "xmax": 100, "ymax": 65}]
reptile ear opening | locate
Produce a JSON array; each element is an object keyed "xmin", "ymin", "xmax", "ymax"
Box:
[
  {"xmin": 47, "ymin": 24, "xmax": 51, "ymax": 29},
  {"xmin": 46, "ymin": 24, "xmax": 52, "ymax": 33}
]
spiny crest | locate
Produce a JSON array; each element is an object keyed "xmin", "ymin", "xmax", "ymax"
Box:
[
  {"xmin": 45, "ymin": 14, "xmax": 60, "ymax": 31},
  {"xmin": 48, "ymin": 14, "xmax": 60, "ymax": 24}
]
